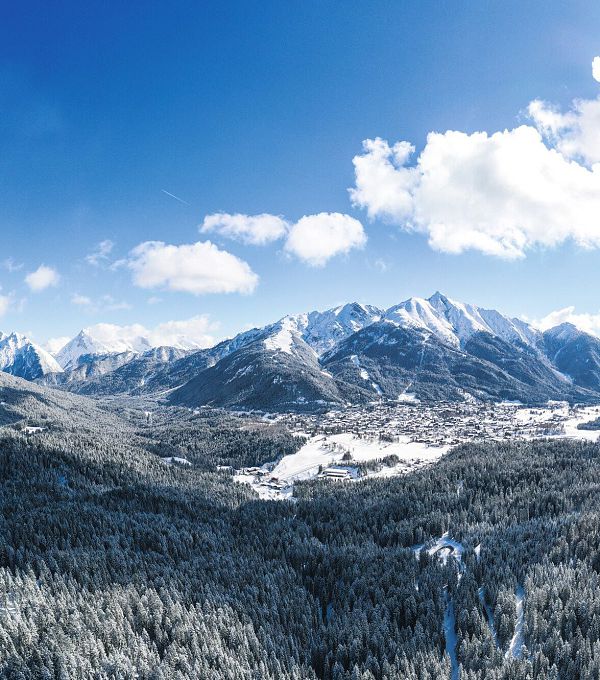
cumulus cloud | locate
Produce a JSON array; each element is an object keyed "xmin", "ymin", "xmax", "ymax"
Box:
[
  {"xmin": 350, "ymin": 59, "xmax": 600, "ymax": 260},
  {"xmin": 198, "ymin": 210, "xmax": 366, "ymax": 267},
  {"xmin": 593, "ymin": 56, "xmax": 600, "ymax": 83},
  {"xmin": 200, "ymin": 212, "xmax": 289, "ymax": 245},
  {"xmin": 284, "ymin": 212, "xmax": 367, "ymax": 267},
  {"xmin": 528, "ymin": 97, "xmax": 600, "ymax": 166},
  {"xmin": 127, "ymin": 241, "xmax": 259, "ymax": 295},
  {"xmin": 149, "ymin": 315, "xmax": 219, "ymax": 348},
  {"xmin": 351, "ymin": 127, "xmax": 600, "ymax": 259},
  {"xmin": 85, "ymin": 239, "xmax": 114, "ymax": 266},
  {"xmin": 532, "ymin": 306, "xmax": 600, "ymax": 337},
  {"xmin": 25, "ymin": 265, "xmax": 60, "ymax": 292}
]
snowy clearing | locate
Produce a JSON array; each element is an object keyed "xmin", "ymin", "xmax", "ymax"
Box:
[
  {"xmin": 236, "ymin": 432, "xmax": 448, "ymax": 500},
  {"xmin": 161, "ymin": 456, "xmax": 192, "ymax": 466}
]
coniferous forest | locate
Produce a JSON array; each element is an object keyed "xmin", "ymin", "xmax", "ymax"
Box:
[{"xmin": 2, "ymin": 375, "xmax": 600, "ymax": 678}]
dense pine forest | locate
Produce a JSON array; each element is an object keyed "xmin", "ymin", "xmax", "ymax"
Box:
[{"xmin": 1, "ymin": 374, "xmax": 600, "ymax": 678}]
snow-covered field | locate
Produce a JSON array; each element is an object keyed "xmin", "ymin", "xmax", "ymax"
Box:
[
  {"xmin": 237, "ymin": 403, "xmax": 600, "ymax": 501},
  {"xmin": 236, "ymin": 432, "xmax": 448, "ymax": 500},
  {"xmin": 516, "ymin": 403, "xmax": 600, "ymax": 442}
]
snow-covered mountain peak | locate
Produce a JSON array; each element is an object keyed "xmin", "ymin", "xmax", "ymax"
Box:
[
  {"xmin": 259, "ymin": 303, "xmax": 383, "ymax": 358},
  {"xmin": 56, "ymin": 328, "xmax": 153, "ymax": 370},
  {"xmin": 300, "ymin": 302, "xmax": 382, "ymax": 354},
  {"xmin": 386, "ymin": 296, "xmax": 458, "ymax": 345},
  {"xmin": 385, "ymin": 293, "xmax": 540, "ymax": 348},
  {"xmin": 543, "ymin": 322, "xmax": 585, "ymax": 342},
  {"xmin": 263, "ymin": 316, "xmax": 305, "ymax": 356},
  {"xmin": 0, "ymin": 332, "xmax": 62, "ymax": 379}
]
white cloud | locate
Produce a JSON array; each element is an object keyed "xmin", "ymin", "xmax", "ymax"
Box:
[
  {"xmin": 350, "ymin": 126, "xmax": 600, "ymax": 259},
  {"xmin": 532, "ymin": 306, "xmax": 600, "ymax": 337},
  {"xmin": 0, "ymin": 295, "xmax": 10, "ymax": 317},
  {"xmin": 44, "ymin": 336, "xmax": 71, "ymax": 354},
  {"xmin": 81, "ymin": 315, "xmax": 219, "ymax": 350},
  {"xmin": 350, "ymin": 60, "xmax": 600, "ymax": 260},
  {"xmin": 200, "ymin": 212, "xmax": 289, "ymax": 245},
  {"xmin": 127, "ymin": 240, "xmax": 258, "ymax": 295},
  {"xmin": 71, "ymin": 293, "xmax": 92, "ymax": 306},
  {"xmin": 85, "ymin": 239, "xmax": 114, "ymax": 266},
  {"xmin": 25, "ymin": 265, "xmax": 60, "ymax": 292},
  {"xmin": 150, "ymin": 315, "xmax": 219, "ymax": 348},
  {"xmin": 71, "ymin": 293, "xmax": 130, "ymax": 312},
  {"xmin": 284, "ymin": 212, "xmax": 367, "ymax": 267},
  {"xmin": 2, "ymin": 258, "xmax": 23, "ymax": 273},
  {"xmin": 593, "ymin": 56, "xmax": 600, "ymax": 83},
  {"xmin": 528, "ymin": 97, "xmax": 600, "ymax": 166}
]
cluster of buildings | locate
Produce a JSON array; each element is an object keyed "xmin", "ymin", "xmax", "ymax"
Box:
[{"xmin": 276, "ymin": 400, "xmax": 583, "ymax": 448}]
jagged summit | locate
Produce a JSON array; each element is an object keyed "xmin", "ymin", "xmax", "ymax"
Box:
[
  {"xmin": 0, "ymin": 332, "xmax": 62, "ymax": 380},
  {"xmin": 1, "ymin": 293, "xmax": 599, "ymax": 409},
  {"xmin": 386, "ymin": 292, "xmax": 539, "ymax": 348}
]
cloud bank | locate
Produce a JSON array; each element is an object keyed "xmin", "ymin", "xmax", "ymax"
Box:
[{"xmin": 533, "ymin": 306, "xmax": 600, "ymax": 337}]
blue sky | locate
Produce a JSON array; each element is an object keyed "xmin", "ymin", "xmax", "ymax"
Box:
[{"xmin": 3, "ymin": 1, "xmax": 600, "ymax": 347}]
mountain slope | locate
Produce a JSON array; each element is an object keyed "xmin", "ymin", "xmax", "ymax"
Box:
[
  {"xmin": 170, "ymin": 332, "xmax": 347, "ymax": 410},
  {"xmin": 11, "ymin": 293, "xmax": 600, "ymax": 409},
  {"xmin": 295, "ymin": 302, "xmax": 382, "ymax": 354},
  {"xmin": 542, "ymin": 323, "xmax": 600, "ymax": 391},
  {"xmin": 321, "ymin": 321, "xmax": 591, "ymax": 404},
  {"xmin": 56, "ymin": 329, "xmax": 152, "ymax": 370},
  {"xmin": 386, "ymin": 292, "xmax": 540, "ymax": 348},
  {"xmin": 0, "ymin": 332, "xmax": 62, "ymax": 380}
]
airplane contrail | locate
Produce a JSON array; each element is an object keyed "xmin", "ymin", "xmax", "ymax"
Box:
[{"xmin": 161, "ymin": 189, "xmax": 191, "ymax": 206}]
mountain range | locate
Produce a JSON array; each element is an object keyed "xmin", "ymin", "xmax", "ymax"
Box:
[{"xmin": 4, "ymin": 293, "xmax": 600, "ymax": 410}]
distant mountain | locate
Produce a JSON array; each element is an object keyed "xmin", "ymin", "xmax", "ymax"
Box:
[
  {"xmin": 55, "ymin": 329, "xmax": 153, "ymax": 370},
  {"xmin": 320, "ymin": 321, "xmax": 586, "ymax": 404},
  {"xmin": 44, "ymin": 346, "xmax": 192, "ymax": 395},
  {"xmin": 385, "ymin": 292, "xmax": 539, "ymax": 348},
  {"xmin": 542, "ymin": 323, "xmax": 600, "ymax": 391},
  {"xmin": 54, "ymin": 325, "xmax": 209, "ymax": 371},
  {"xmin": 170, "ymin": 328, "xmax": 348, "ymax": 410},
  {"xmin": 294, "ymin": 302, "xmax": 383, "ymax": 354},
  {"xmin": 3, "ymin": 292, "xmax": 598, "ymax": 410},
  {"xmin": 0, "ymin": 332, "xmax": 62, "ymax": 381}
]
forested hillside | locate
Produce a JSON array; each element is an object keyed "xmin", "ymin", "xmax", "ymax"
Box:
[{"xmin": 1, "ymin": 374, "xmax": 600, "ymax": 677}]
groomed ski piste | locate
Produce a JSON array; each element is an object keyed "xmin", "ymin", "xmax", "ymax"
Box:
[{"xmin": 235, "ymin": 431, "xmax": 449, "ymax": 500}]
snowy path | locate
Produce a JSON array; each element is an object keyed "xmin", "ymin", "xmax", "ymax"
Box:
[
  {"xmin": 443, "ymin": 589, "xmax": 459, "ymax": 680},
  {"xmin": 505, "ymin": 585, "xmax": 525, "ymax": 659}
]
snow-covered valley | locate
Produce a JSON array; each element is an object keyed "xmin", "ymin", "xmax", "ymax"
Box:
[{"xmin": 236, "ymin": 401, "xmax": 600, "ymax": 500}]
